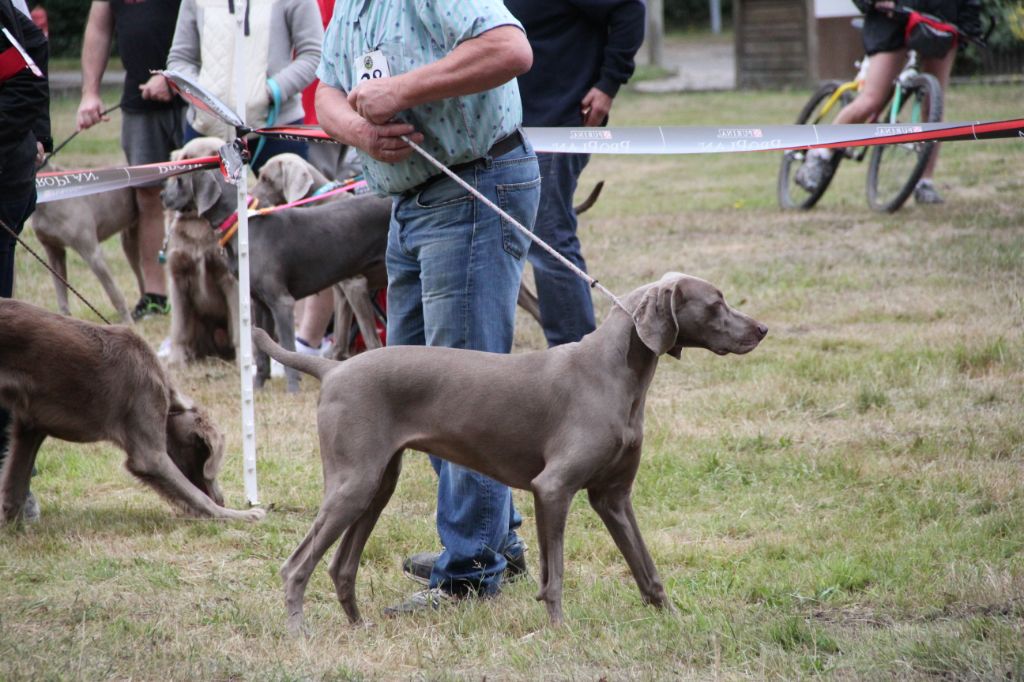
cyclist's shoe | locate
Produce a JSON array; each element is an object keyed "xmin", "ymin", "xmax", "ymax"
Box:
[
  {"xmin": 131, "ymin": 293, "xmax": 170, "ymax": 321},
  {"xmin": 794, "ymin": 152, "xmax": 830, "ymax": 193},
  {"xmin": 913, "ymin": 180, "xmax": 944, "ymax": 205}
]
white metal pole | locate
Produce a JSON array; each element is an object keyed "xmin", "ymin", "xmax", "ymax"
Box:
[{"xmin": 233, "ymin": 0, "xmax": 259, "ymax": 505}]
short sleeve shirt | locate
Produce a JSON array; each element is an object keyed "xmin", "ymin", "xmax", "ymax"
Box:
[{"xmin": 317, "ymin": 0, "xmax": 525, "ymax": 195}]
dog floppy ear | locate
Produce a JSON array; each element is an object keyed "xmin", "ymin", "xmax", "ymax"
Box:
[
  {"xmin": 194, "ymin": 172, "xmax": 223, "ymax": 216},
  {"xmin": 196, "ymin": 411, "xmax": 226, "ymax": 480},
  {"xmin": 283, "ymin": 164, "xmax": 315, "ymax": 203},
  {"xmin": 632, "ymin": 273, "xmax": 683, "ymax": 359}
]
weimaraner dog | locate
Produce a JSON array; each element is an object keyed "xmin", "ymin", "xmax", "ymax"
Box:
[
  {"xmin": 0, "ymin": 299, "xmax": 264, "ymax": 523},
  {"xmin": 253, "ymin": 272, "xmax": 768, "ymax": 632}
]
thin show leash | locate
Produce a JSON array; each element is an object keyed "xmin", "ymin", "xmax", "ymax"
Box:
[
  {"xmin": 0, "ymin": 216, "xmax": 112, "ymax": 325},
  {"xmin": 400, "ymin": 134, "xmax": 632, "ymax": 318},
  {"xmin": 39, "ymin": 104, "xmax": 122, "ymax": 171}
]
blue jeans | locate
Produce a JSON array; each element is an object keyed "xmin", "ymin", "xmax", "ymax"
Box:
[
  {"xmin": 386, "ymin": 139, "xmax": 541, "ymax": 596},
  {"xmin": 183, "ymin": 118, "xmax": 307, "ymax": 175},
  {"xmin": 528, "ymin": 153, "xmax": 596, "ymax": 347}
]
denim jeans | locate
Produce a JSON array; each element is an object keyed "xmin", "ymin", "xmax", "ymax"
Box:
[
  {"xmin": 387, "ymin": 139, "xmax": 541, "ymax": 595},
  {"xmin": 528, "ymin": 152, "xmax": 597, "ymax": 347},
  {"xmin": 0, "ymin": 188, "xmax": 37, "ymax": 471}
]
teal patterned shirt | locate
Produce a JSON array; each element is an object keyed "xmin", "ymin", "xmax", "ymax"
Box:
[{"xmin": 317, "ymin": 0, "xmax": 525, "ymax": 195}]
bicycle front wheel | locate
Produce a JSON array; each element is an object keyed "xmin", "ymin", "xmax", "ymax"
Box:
[
  {"xmin": 778, "ymin": 80, "xmax": 852, "ymax": 210},
  {"xmin": 866, "ymin": 73, "xmax": 943, "ymax": 213}
]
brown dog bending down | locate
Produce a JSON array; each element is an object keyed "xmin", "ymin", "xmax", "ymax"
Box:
[
  {"xmin": 0, "ymin": 299, "xmax": 264, "ymax": 522},
  {"xmin": 253, "ymin": 273, "xmax": 767, "ymax": 632}
]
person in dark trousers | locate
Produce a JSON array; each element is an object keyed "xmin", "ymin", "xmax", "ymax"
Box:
[
  {"xmin": 77, "ymin": 0, "xmax": 185, "ymax": 320},
  {"xmin": 507, "ymin": 0, "xmax": 645, "ymax": 347},
  {"xmin": 0, "ymin": 0, "xmax": 51, "ymax": 522}
]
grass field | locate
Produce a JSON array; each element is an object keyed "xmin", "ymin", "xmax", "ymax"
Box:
[{"xmin": 1, "ymin": 80, "xmax": 1022, "ymax": 680}]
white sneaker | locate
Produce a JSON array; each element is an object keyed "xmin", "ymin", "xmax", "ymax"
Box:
[{"xmin": 295, "ymin": 337, "xmax": 322, "ymax": 356}]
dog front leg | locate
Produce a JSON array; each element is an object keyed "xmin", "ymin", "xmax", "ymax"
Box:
[
  {"xmin": 0, "ymin": 421, "xmax": 45, "ymax": 524},
  {"xmin": 531, "ymin": 474, "xmax": 575, "ymax": 625},
  {"xmin": 82, "ymin": 245, "xmax": 132, "ymax": 323},
  {"xmin": 252, "ymin": 300, "xmax": 274, "ymax": 388},
  {"xmin": 587, "ymin": 485, "xmax": 674, "ymax": 612}
]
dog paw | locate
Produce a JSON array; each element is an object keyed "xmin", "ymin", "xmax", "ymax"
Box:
[{"xmin": 243, "ymin": 506, "xmax": 267, "ymax": 522}]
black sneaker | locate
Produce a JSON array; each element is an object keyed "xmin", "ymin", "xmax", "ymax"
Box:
[
  {"xmin": 131, "ymin": 293, "xmax": 170, "ymax": 321},
  {"xmin": 402, "ymin": 545, "xmax": 529, "ymax": 586}
]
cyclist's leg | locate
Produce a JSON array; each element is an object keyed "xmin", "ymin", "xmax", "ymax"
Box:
[
  {"xmin": 834, "ymin": 49, "xmax": 908, "ymax": 124},
  {"xmin": 919, "ymin": 49, "xmax": 957, "ymax": 179}
]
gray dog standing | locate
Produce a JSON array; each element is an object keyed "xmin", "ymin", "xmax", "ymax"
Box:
[{"xmin": 253, "ymin": 272, "xmax": 768, "ymax": 632}]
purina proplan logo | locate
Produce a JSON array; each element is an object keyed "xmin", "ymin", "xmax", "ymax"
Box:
[
  {"xmin": 876, "ymin": 125, "xmax": 923, "ymax": 136},
  {"xmin": 716, "ymin": 128, "xmax": 763, "ymax": 139}
]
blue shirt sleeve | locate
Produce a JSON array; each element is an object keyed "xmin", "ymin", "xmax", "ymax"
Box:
[{"xmin": 414, "ymin": 0, "xmax": 524, "ymax": 52}]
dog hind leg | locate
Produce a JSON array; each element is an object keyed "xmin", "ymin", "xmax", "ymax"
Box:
[{"xmin": 0, "ymin": 421, "xmax": 45, "ymax": 524}]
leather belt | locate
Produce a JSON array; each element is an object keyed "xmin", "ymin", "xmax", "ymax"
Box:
[{"xmin": 406, "ymin": 129, "xmax": 525, "ymax": 196}]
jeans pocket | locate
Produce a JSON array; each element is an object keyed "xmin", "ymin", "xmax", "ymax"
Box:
[
  {"xmin": 414, "ymin": 176, "xmax": 473, "ymax": 209},
  {"xmin": 496, "ymin": 176, "xmax": 541, "ymax": 260}
]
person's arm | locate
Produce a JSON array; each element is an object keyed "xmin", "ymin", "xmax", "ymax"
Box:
[
  {"xmin": 569, "ymin": 0, "xmax": 645, "ymax": 125},
  {"xmin": 0, "ymin": 7, "xmax": 49, "ymax": 149},
  {"xmin": 267, "ymin": 0, "xmax": 323, "ymax": 102},
  {"xmin": 315, "ymin": 81, "xmax": 423, "ymax": 162},
  {"xmin": 76, "ymin": 0, "xmax": 113, "ymax": 130},
  {"xmin": 346, "ymin": 25, "xmax": 532, "ymax": 125},
  {"xmin": 165, "ymin": 0, "xmax": 201, "ymax": 79}
]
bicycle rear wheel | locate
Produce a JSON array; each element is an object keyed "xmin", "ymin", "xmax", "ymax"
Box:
[
  {"xmin": 778, "ymin": 80, "xmax": 853, "ymax": 210},
  {"xmin": 866, "ymin": 73, "xmax": 943, "ymax": 213}
]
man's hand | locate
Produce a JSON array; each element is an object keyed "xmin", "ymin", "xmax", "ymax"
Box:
[
  {"xmin": 76, "ymin": 92, "xmax": 108, "ymax": 130},
  {"xmin": 35, "ymin": 142, "xmax": 45, "ymax": 167},
  {"xmin": 139, "ymin": 74, "xmax": 172, "ymax": 102},
  {"xmin": 353, "ymin": 118, "xmax": 425, "ymax": 163},
  {"xmin": 581, "ymin": 87, "xmax": 613, "ymax": 127},
  {"xmin": 348, "ymin": 78, "xmax": 407, "ymax": 126}
]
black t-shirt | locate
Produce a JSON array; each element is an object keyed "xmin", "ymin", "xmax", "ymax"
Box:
[{"xmin": 102, "ymin": 0, "xmax": 183, "ymax": 112}]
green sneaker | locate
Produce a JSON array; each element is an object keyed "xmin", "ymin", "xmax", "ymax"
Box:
[{"xmin": 131, "ymin": 294, "xmax": 170, "ymax": 321}]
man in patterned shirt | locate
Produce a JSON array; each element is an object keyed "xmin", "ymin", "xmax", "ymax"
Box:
[{"xmin": 316, "ymin": 1, "xmax": 540, "ymax": 613}]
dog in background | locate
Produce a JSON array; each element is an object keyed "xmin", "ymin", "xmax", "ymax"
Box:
[
  {"xmin": 163, "ymin": 137, "xmax": 238, "ymax": 365},
  {"xmin": 30, "ymin": 168, "xmax": 142, "ymax": 323},
  {"xmin": 0, "ymin": 299, "xmax": 263, "ymax": 522}
]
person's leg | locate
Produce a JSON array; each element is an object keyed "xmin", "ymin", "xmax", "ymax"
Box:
[
  {"xmin": 296, "ymin": 288, "xmax": 334, "ymax": 353},
  {"xmin": 528, "ymin": 152, "xmax": 596, "ymax": 347},
  {"xmin": 398, "ymin": 148, "xmax": 540, "ymax": 596},
  {"xmin": 834, "ymin": 49, "xmax": 908, "ymax": 125},
  {"xmin": 918, "ymin": 48, "xmax": 957, "ymax": 181},
  {"xmin": 123, "ymin": 108, "xmax": 185, "ymax": 318}
]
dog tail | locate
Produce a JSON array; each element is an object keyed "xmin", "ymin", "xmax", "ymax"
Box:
[
  {"xmin": 251, "ymin": 327, "xmax": 335, "ymax": 381},
  {"xmin": 573, "ymin": 181, "xmax": 604, "ymax": 215}
]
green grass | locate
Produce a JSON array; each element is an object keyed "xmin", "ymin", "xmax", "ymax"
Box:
[{"xmin": 2, "ymin": 81, "xmax": 1023, "ymax": 679}]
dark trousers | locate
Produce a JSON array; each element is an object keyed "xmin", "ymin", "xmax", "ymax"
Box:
[
  {"xmin": 0, "ymin": 188, "xmax": 37, "ymax": 469},
  {"xmin": 528, "ymin": 153, "xmax": 597, "ymax": 347}
]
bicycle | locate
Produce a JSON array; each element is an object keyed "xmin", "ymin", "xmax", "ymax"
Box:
[{"xmin": 778, "ymin": 46, "xmax": 943, "ymax": 212}]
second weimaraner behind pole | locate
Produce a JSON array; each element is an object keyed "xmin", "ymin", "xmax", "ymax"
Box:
[{"xmin": 253, "ymin": 273, "xmax": 768, "ymax": 633}]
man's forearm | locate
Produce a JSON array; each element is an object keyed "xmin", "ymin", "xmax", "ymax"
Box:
[
  {"xmin": 316, "ymin": 82, "xmax": 365, "ymax": 147},
  {"xmin": 392, "ymin": 25, "xmax": 531, "ymax": 110},
  {"xmin": 80, "ymin": 2, "xmax": 113, "ymax": 97}
]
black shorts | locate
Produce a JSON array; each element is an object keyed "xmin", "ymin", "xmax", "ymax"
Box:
[{"xmin": 862, "ymin": 12, "xmax": 908, "ymax": 55}]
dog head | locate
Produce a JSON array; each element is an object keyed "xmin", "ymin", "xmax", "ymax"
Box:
[
  {"xmin": 165, "ymin": 404, "xmax": 227, "ymax": 506},
  {"xmin": 252, "ymin": 153, "xmax": 319, "ymax": 206},
  {"xmin": 632, "ymin": 272, "xmax": 767, "ymax": 359},
  {"xmin": 161, "ymin": 169, "xmax": 232, "ymax": 220}
]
